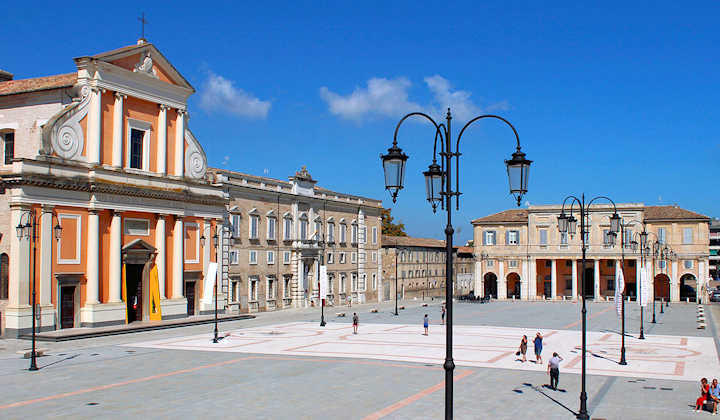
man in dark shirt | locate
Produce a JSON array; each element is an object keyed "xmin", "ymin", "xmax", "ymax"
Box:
[{"xmin": 352, "ymin": 313, "xmax": 359, "ymax": 334}]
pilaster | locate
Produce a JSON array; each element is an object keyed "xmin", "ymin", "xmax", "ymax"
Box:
[
  {"xmin": 498, "ymin": 260, "xmax": 506, "ymax": 300},
  {"xmin": 172, "ymin": 216, "xmax": 184, "ymax": 299},
  {"xmin": 86, "ymin": 210, "xmax": 100, "ymax": 305},
  {"xmin": 156, "ymin": 215, "xmax": 167, "ymax": 299},
  {"xmin": 571, "ymin": 259, "xmax": 578, "ymax": 300},
  {"xmin": 551, "ymin": 259, "xmax": 557, "ymax": 299},
  {"xmin": 158, "ymin": 104, "xmax": 168, "ymax": 174},
  {"xmin": 593, "ymin": 259, "xmax": 600, "ymax": 301},
  {"xmin": 174, "ymin": 109, "xmax": 185, "ymax": 177},
  {"xmin": 112, "ymin": 92, "xmax": 126, "ymax": 167},
  {"xmin": 109, "ymin": 210, "xmax": 122, "ymax": 302},
  {"xmin": 39, "ymin": 205, "xmax": 54, "ymax": 306}
]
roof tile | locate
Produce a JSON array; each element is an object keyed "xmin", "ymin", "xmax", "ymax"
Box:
[{"xmin": 0, "ymin": 73, "xmax": 76, "ymax": 96}]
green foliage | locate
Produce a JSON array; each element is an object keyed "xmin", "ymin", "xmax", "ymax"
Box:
[{"xmin": 381, "ymin": 208, "xmax": 407, "ymax": 237}]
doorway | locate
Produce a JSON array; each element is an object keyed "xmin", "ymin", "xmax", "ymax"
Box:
[
  {"xmin": 125, "ymin": 264, "xmax": 144, "ymax": 323},
  {"xmin": 582, "ymin": 267, "xmax": 595, "ymax": 298},
  {"xmin": 60, "ymin": 286, "xmax": 75, "ymax": 329},
  {"xmin": 484, "ymin": 273, "xmax": 497, "ymax": 298},
  {"xmin": 186, "ymin": 281, "xmax": 196, "ymax": 316}
]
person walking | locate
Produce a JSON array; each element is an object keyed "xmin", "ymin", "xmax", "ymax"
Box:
[
  {"xmin": 347, "ymin": 295, "xmax": 352, "ymax": 307},
  {"xmin": 423, "ymin": 314, "xmax": 429, "ymax": 335},
  {"xmin": 533, "ymin": 332, "xmax": 544, "ymax": 364},
  {"xmin": 547, "ymin": 352, "xmax": 563, "ymax": 390},
  {"xmin": 517, "ymin": 335, "xmax": 528, "ymax": 362},
  {"xmin": 352, "ymin": 312, "xmax": 359, "ymax": 334},
  {"xmin": 441, "ymin": 304, "xmax": 446, "ymax": 325},
  {"xmin": 697, "ymin": 378, "xmax": 711, "ymax": 413}
]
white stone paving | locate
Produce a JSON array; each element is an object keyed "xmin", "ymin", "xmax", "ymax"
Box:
[{"xmin": 126, "ymin": 321, "xmax": 718, "ymax": 382}]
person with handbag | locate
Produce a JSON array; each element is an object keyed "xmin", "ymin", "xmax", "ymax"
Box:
[{"xmin": 516, "ymin": 335, "xmax": 528, "ymax": 362}]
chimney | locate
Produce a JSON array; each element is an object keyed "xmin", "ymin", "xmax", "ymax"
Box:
[
  {"xmin": 137, "ymin": 38, "xmax": 147, "ymax": 45},
  {"xmin": 0, "ymin": 70, "xmax": 13, "ymax": 82}
]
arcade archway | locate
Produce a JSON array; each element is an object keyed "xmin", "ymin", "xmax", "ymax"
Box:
[
  {"xmin": 507, "ymin": 272, "xmax": 521, "ymax": 299},
  {"xmin": 654, "ymin": 274, "xmax": 670, "ymax": 302},
  {"xmin": 484, "ymin": 272, "xmax": 497, "ymax": 299}
]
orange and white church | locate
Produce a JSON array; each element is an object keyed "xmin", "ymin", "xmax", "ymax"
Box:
[{"xmin": 0, "ymin": 39, "xmax": 227, "ymax": 336}]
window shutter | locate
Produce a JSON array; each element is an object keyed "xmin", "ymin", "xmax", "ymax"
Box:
[
  {"xmin": 482, "ymin": 232, "xmax": 487, "ymax": 245},
  {"xmin": 505, "ymin": 231, "xmax": 509, "ymax": 245}
]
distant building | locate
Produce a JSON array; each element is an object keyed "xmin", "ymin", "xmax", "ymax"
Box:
[
  {"xmin": 472, "ymin": 204, "xmax": 710, "ymax": 303},
  {"xmin": 710, "ymin": 218, "xmax": 720, "ymax": 284}
]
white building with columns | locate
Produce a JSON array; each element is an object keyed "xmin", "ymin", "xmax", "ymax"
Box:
[
  {"xmin": 0, "ymin": 40, "xmax": 226, "ymax": 336},
  {"xmin": 472, "ymin": 204, "xmax": 710, "ymax": 303}
]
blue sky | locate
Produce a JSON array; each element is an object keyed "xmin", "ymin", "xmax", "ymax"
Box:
[{"xmin": 3, "ymin": 2, "xmax": 718, "ymax": 243}]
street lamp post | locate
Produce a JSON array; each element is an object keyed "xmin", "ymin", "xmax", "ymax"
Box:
[
  {"xmin": 201, "ymin": 230, "xmax": 220, "ymax": 343},
  {"xmin": 558, "ymin": 195, "xmax": 620, "ymax": 420},
  {"xmin": 394, "ymin": 247, "xmax": 400, "ymax": 316},
  {"xmin": 17, "ymin": 210, "xmax": 62, "ymax": 371},
  {"xmin": 382, "ymin": 108, "xmax": 531, "ymax": 420}
]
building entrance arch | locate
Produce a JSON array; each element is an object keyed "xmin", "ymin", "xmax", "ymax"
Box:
[
  {"xmin": 680, "ymin": 273, "xmax": 697, "ymax": 302},
  {"xmin": 507, "ymin": 272, "xmax": 521, "ymax": 299},
  {"xmin": 484, "ymin": 272, "xmax": 498, "ymax": 299},
  {"xmin": 654, "ymin": 273, "xmax": 670, "ymax": 301}
]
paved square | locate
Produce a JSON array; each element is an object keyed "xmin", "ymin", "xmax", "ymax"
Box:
[{"xmin": 127, "ymin": 320, "xmax": 718, "ymax": 381}]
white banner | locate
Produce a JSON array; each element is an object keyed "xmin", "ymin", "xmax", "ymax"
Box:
[
  {"xmin": 201, "ymin": 262, "xmax": 218, "ymax": 305},
  {"xmin": 319, "ymin": 265, "xmax": 328, "ymax": 298},
  {"xmin": 615, "ymin": 263, "xmax": 625, "ymax": 317},
  {"xmin": 639, "ymin": 266, "xmax": 650, "ymax": 307}
]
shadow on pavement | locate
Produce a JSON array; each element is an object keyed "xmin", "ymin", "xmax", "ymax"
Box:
[
  {"xmin": 522, "ymin": 382, "xmax": 577, "ymax": 415},
  {"xmin": 39, "ymin": 353, "xmax": 79, "ymax": 370}
]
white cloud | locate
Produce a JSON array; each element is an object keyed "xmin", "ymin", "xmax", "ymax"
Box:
[
  {"xmin": 319, "ymin": 77, "xmax": 421, "ymax": 120},
  {"xmin": 199, "ymin": 71, "xmax": 270, "ymax": 119},
  {"xmin": 222, "ymin": 155, "xmax": 230, "ymax": 165},
  {"xmin": 321, "ymin": 75, "xmax": 510, "ymax": 122}
]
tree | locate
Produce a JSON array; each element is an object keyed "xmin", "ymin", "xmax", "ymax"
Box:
[{"xmin": 381, "ymin": 208, "xmax": 407, "ymax": 237}]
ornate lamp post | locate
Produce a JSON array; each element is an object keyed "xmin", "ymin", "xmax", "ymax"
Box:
[
  {"xmin": 615, "ymin": 218, "xmax": 640, "ymax": 365},
  {"xmin": 381, "ymin": 108, "xmax": 531, "ymax": 419},
  {"xmin": 17, "ymin": 210, "xmax": 62, "ymax": 371},
  {"xmin": 557, "ymin": 196, "xmax": 620, "ymax": 420},
  {"xmin": 201, "ymin": 229, "xmax": 220, "ymax": 343}
]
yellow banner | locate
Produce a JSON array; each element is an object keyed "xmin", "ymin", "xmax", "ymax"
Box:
[{"xmin": 149, "ymin": 265, "xmax": 162, "ymax": 321}]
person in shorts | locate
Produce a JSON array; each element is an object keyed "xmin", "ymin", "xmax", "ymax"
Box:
[
  {"xmin": 352, "ymin": 312, "xmax": 359, "ymax": 334},
  {"xmin": 533, "ymin": 332, "xmax": 544, "ymax": 364},
  {"xmin": 423, "ymin": 314, "xmax": 429, "ymax": 335},
  {"xmin": 548, "ymin": 352, "xmax": 563, "ymax": 390}
]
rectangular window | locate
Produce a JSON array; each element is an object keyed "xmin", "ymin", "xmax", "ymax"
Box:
[
  {"xmin": 230, "ymin": 278, "xmax": 240, "ymax": 303},
  {"xmin": 372, "ymin": 227, "xmax": 378, "ymax": 244},
  {"xmin": 401, "ymin": 271, "xmax": 406, "ymax": 279},
  {"xmin": 267, "ymin": 277, "xmax": 275, "ymax": 299},
  {"xmin": 372, "ymin": 273, "xmax": 377, "ymax": 289},
  {"xmin": 340, "ymin": 275, "xmax": 346, "ymax": 292},
  {"xmin": 372, "ymin": 251, "xmax": 377, "ymax": 262},
  {"xmin": 351, "ymin": 252, "xmax": 357, "ymax": 263},
  {"xmin": 267, "ymin": 217, "xmax": 276, "ymax": 240},
  {"xmin": 249, "ymin": 277, "xmax": 258, "ymax": 301},
  {"xmin": 603, "ymin": 229, "xmax": 612, "ymax": 247},
  {"xmin": 300, "ymin": 220, "xmax": 308, "ymax": 240},
  {"xmin": 249, "ymin": 215, "xmax": 259, "ymax": 239},
  {"xmin": 487, "ymin": 260, "xmax": 494, "ymax": 267},
  {"xmin": 683, "ymin": 228, "xmax": 693, "ymax": 244},
  {"xmin": 57, "ymin": 214, "xmax": 81, "ymax": 264},
  {"xmin": 249, "ymin": 250, "xmax": 257, "ymax": 265},
  {"xmin": 340, "ymin": 252, "xmax": 346, "ymax": 264},
  {"xmin": 283, "ymin": 251, "xmax": 291, "ymax": 264},
  {"xmin": 508, "ymin": 260, "xmax": 518, "ymax": 268},
  {"xmin": 129, "ymin": 128, "xmax": 144, "ymax": 169},
  {"xmin": 623, "ymin": 229, "xmax": 633, "ymax": 247},
  {"xmin": 328, "ymin": 222, "xmax": 335, "ymax": 243},
  {"xmin": 659, "ymin": 260, "xmax": 667, "ymax": 269},
  {"xmin": 351, "ymin": 273, "xmax": 358, "ymax": 291},
  {"xmin": 359, "ymin": 274, "xmax": 366, "ymax": 291},
  {"xmin": 283, "ymin": 275, "xmax": 291, "ymax": 298},
  {"xmin": 231, "ymin": 214, "xmax": 241, "ymax": 238},
  {"xmin": 124, "ymin": 218, "xmax": 150, "ymax": 236},
  {"xmin": 657, "ymin": 227, "xmax": 666, "ymax": 244},
  {"xmin": 539, "ymin": 229, "xmax": 548, "ymax": 246},
  {"xmin": 314, "ymin": 220, "xmax": 322, "ymax": 241},
  {"xmin": 340, "ymin": 224, "xmax": 347, "ymax": 243},
  {"xmin": 352, "ymin": 224, "xmax": 358, "ymax": 243},
  {"xmin": 327, "ymin": 252, "xmax": 334, "ymax": 264},
  {"xmin": 229, "ymin": 250, "xmax": 239, "ymax": 265},
  {"xmin": 329, "ymin": 275, "xmax": 335, "ymax": 293},
  {"xmin": 684, "ymin": 260, "xmax": 693, "ymax": 269},
  {"xmin": 267, "ymin": 250, "xmax": 275, "ymax": 264},
  {"xmin": 560, "ymin": 232, "xmax": 568, "ymax": 246},
  {"xmin": 606, "ymin": 260, "xmax": 613, "ymax": 268},
  {"xmin": 284, "ymin": 218, "xmax": 292, "ymax": 240},
  {"xmin": 483, "ymin": 231, "xmax": 496, "ymax": 245},
  {"xmin": 3, "ymin": 132, "xmax": 14, "ymax": 164},
  {"xmin": 507, "ymin": 230, "xmax": 519, "ymax": 245}
]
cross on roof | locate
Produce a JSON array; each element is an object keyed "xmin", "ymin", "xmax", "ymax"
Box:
[{"xmin": 138, "ymin": 12, "xmax": 148, "ymax": 40}]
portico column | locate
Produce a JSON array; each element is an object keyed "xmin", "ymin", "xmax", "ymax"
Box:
[
  {"xmin": 648, "ymin": 259, "xmax": 656, "ymax": 303},
  {"xmin": 9, "ymin": 206, "xmax": 29, "ymax": 307},
  {"xmin": 108, "ymin": 211, "xmax": 122, "ymax": 302},
  {"xmin": 636, "ymin": 259, "xmax": 642, "ymax": 300},
  {"xmin": 216, "ymin": 221, "xmax": 225, "ymax": 305},
  {"xmin": 474, "ymin": 261, "xmax": 483, "ymax": 298},
  {"xmin": 521, "ymin": 259, "xmax": 528, "ymax": 300},
  {"xmin": 112, "ymin": 93, "xmax": 125, "ymax": 167},
  {"xmin": 86, "ymin": 210, "xmax": 100, "ymax": 304},
  {"xmin": 174, "ymin": 110, "xmax": 185, "ymax": 177},
  {"xmin": 551, "ymin": 259, "xmax": 557, "ymax": 300},
  {"xmin": 155, "ymin": 215, "xmax": 167, "ymax": 299},
  {"xmin": 88, "ymin": 88, "xmax": 103, "ymax": 165},
  {"xmin": 671, "ymin": 260, "xmax": 679, "ymax": 302},
  {"xmin": 571, "ymin": 259, "xmax": 578, "ymax": 300},
  {"xmin": 529, "ymin": 259, "xmax": 537, "ymax": 300},
  {"xmin": 172, "ymin": 216, "xmax": 184, "ymax": 299},
  {"xmin": 699, "ymin": 260, "xmax": 706, "ymax": 303},
  {"xmin": 593, "ymin": 259, "xmax": 600, "ymax": 301},
  {"xmin": 39, "ymin": 206, "xmax": 54, "ymax": 306},
  {"xmin": 157, "ymin": 104, "xmax": 168, "ymax": 174},
  {"xmin": 498, "ymin": 260, "xmax": 506, "ymax": 300}
]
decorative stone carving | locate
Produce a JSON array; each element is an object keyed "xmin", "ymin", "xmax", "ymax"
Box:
[
  {"xmin": 40, "ymin": 83, "xmax": 91, "ymax": 159},
  {"xmin": 133, "ymin": 52, "xmax": 158, "ymax": 78},
  {"xmin": 184, "ymin": 128, "xmax": 207, "ymax": 180}
]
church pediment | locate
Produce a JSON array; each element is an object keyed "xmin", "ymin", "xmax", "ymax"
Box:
[{"xmin": 123, "ymin": 238, "xmax": 157, "ymax": 253}]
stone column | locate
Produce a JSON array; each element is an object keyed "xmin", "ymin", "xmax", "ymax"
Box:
[
  {"xmin": 699, "ymin": 260, "xmax": 706, "ymax": 304},
  {"xmin": 39, "ymin": 206, "xmax": 53, "ymax": 306},
  {"xmin": 648, "ymin": 259, "xmax": 656, "ymax": 303},
  {"xmin": 671, "ymin": 260, "xmax": 679, "ymax": 302},
  {"xmin": 216, "ymin": 221, "xmax": 225, "ymax": 307},
  {"xmin": 593, "ymin": 259, "xmax": 600, "ymax": 300},
  {"xmin": 636, "ymin": 259, "xmax": 642, "ymax": 301},
  {"xmin": 551, "ymin": 259, "xmax": 557, "ymax": 300},
  {"xmin": 174, "ymin": 110, "xmax": 185, "ymax": 177},
  {"xmin": 155, "ymin": 215, "xmax": 167, "ymax": 299},
  {"xmin": 571, "ymin": 259, "xmax": 578, "ymax": 300},
  {"xmin": 108, "ymin": 211, "xmax": 122, "ymax": 302},
  {"xmin": 157, "ymin": 104, "xmax": 168, "ymax": 174},
  {"xmin": 88, "ymin": 88, "xmax": 103, "ymax": 165},
  {"xmin": 9, "ymin": 206, "xmax": 29, "ymax": 307},
  {"xmin": 498, "ymin": 260, "xmax": 506, "ymax": 300},
  {"xmin": 521, "ymin": 259, "xmax": 528, "ymax": 300},
  {"xmin": 202, "ymin": 219, "xmax": 211, "ymax": 277},
  {"xmin": 86, "ymin": 210, "xmax": 100, "ymax": 304},
  {"xmin": 474, "ymin": 261, "xmax": 483, "ymax": 298},
  {"xmin": 529, "ymin": 259, "xmax": 537, "ymax": 300},
  {"xmin": 172, "ymin": 216, "xmax": 184, "ymax": 299},
  {"xmin": 112, "ymin": 93, "xmax": 125, "ymax": 167}
]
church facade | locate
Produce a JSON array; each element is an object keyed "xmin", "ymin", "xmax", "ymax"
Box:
[{"xmin": 0, "ymin": 40, "xmax": 225, "ymax": 336}]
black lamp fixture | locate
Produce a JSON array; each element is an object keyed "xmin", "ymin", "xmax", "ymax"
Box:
[
  {"xmin": 423, "ymin": 160, "xmax": 443, "ymax": 212},
  {"xmin": 505, "ymin": 147, "xmax": 532, "ymax": 206},
  {"xmin": 380, "ymin": 143, "xmax": 409, "ymax": 203}
]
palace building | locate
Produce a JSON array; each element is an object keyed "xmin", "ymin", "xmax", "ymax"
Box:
[
  {"xmin": 471, "ymin": 204, "xmax": 711, "ymax": 303},
  {"xmin": 0, "ymin": 40, "xmax": 224, "ymax": 336},
  {"xmin": 211, "ymin": 166, "xmax": 383, "ymax": 312}
]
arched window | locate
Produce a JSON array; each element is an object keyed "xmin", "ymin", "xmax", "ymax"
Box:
[{"xmin": 0, "ymin": 253, "xmax": 8, "ymax": 299}]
